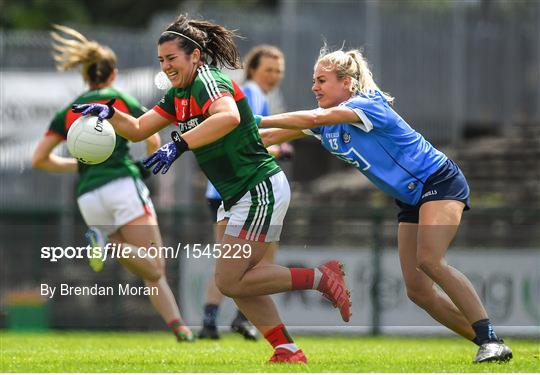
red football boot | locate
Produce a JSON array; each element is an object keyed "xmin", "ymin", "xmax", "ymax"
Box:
[
  {"xmin": 317, "ymin": 260, "xmax": 352, "ymax": 322},
  {"xmin": 269, "ymin": 348, "xmax": 308, "ymax": 364}
]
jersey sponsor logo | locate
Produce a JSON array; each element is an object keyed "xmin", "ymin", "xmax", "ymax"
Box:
[
  {"xmin": 325, "ymin": 132, "xmax": 340, "ymax": 138},
  {"xmin": 421, "ymin": 189, "xmax": 437, "ymax": 198},
  {"xmin": 179, "ymin": 118, "xmax": 199, "ymax": 133},
  {"xmin": 331, "ymin": 147, "xmax": 371, "ymax": 171}
]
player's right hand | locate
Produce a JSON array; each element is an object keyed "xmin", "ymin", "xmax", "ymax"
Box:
[{"xmin": 72, "ymin": 99, "xmax": 116, "ymax": 120}]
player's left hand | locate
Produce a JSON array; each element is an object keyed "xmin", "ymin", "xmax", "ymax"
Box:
[
  {"xmin": 72, "ymin": 99, "xmax": 116, "ymax": 120},
  {"xmin": 142, "ymin": 131, "xmax": 189, "ymax": 175}
]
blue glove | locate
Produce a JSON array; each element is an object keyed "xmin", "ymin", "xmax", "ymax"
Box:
[
  {"xmin": 72, "ymin": 99, "xmax": 116, "ymax": 120},
  {"xmin": 142, "ymin": 131, "xmax": 190, "ymax": 174},
  {"xmin": 254, "ymin": 114, "xmax": 262, "ymax": 127}
]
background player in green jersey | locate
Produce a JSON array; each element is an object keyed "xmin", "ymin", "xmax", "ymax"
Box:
[
  {"xmin": 32, "ymin": 25, "xmax": 194, "ymax": 342},
  {"xmin": 73, "ymin": 14, "xmax": 352, "ymax": 363}
]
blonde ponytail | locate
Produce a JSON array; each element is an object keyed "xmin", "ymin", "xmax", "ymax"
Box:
[
  {"xmin": 51, "ymin": 24, "xmax": 116, "ymax": 86},
  {"xmin": 316, "ymin": 46, "xmax": 394, "ymax": 103}
]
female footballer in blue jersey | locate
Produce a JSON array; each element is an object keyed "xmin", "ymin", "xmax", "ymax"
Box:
[{"xmin": 258, "ymin": 46, "xmax": 512, "ymax": 363}]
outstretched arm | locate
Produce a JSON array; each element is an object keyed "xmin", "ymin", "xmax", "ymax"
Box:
[
  {"xmin": 259, "ymin": 107, "xmax": 360, "ymax": 130},
  {"xmin": 72, "ymin": 101, "xmax": 171, "ymax": 142},
  {"xmin": 259, "ymin": 128, "xmax": 306, "ymax": 147},
  {"xmin": 109, "ymin": 109, "xmax": 170, "ymax": 142},
  {"xmin": 32, "ymin": 134, "xmax": 78, "ymax": 173}
]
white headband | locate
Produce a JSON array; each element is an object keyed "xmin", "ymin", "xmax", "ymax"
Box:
[{"xmin": 161, "ymin": 30, "xmax": 204, "ymax": 51}]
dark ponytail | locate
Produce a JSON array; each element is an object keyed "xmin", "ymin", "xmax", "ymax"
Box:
[{"xmin": 158, "ymin": 14, "xmax": 241, "ymax": 70}]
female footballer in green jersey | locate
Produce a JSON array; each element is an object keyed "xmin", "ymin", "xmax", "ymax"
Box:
[
  {"xmin": 199, "ymin": 45, "xmax": 290, "ymax": 342},
  {"xmin": 73, "ymin": 15, "xmax": 352, "ymax": 363},
  {"xmin": 32, "ymin": 25, "xmax": 194, "ymax": 342}
]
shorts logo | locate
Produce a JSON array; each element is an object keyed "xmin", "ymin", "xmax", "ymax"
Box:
[
  {"xmin": 407, "ymin": 182, "xmax": 417, "ymax": 191},
  {"xmin": 342, "ymin": 132, "xmax": 351, "ymax": 143},
  {"xmin": 422, "ymin": 189, "xmax": 438, "ymax": 199}
]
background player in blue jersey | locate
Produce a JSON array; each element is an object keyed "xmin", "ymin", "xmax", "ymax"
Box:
[
  {"xmin": 200, "ymin": 45, "xmax": 292, "ymax": 340},
  {"xmin": 258, "ymin": 46, "xmax": 512, "ymax": 364}
]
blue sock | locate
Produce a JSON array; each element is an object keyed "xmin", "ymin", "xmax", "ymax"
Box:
[
  {"xmin": 472, "ymin": 318, "xmax": 499, "ymax": 345},
  {"xmin": 203, "ymin": 304, "xmax": 219, "ymax": 328}
]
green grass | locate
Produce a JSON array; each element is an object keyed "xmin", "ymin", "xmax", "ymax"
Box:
[{"xmin": 0, "ymin": 331, "xmax": 538, "ymax": 372}]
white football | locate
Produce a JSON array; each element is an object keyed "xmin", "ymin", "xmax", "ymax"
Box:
[{"xmin": 67, "ymin": 116, "xmax": 116, "ymax": 165}]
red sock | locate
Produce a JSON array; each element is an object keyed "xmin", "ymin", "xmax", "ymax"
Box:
[
  {"xmin": 290, "ymin": 268, "xmax": 314, "ymax": 290},
  {"xmin": 264, "ymin": 323, "xmax": 294, "ymax": 348},
  {"xmin": 167, "ymin": 319, "xmax": 186, "ymax": 338},
  {"xmin": 168, "ymin": 318, "xmax": 182, "ymax": 328}
]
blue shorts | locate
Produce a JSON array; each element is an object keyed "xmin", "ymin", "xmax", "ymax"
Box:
[{"xmin": 396, "ymin": 159, "xmax": 470, "ymax": 223}]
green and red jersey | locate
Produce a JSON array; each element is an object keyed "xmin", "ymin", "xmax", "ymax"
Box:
[
  {"xmin": 153, "ymin": 64, "xmax": 280, "ymax": 210},
  {"xmin": 47, "ymin": 87, "xmax": 145, "ymax": 197}
]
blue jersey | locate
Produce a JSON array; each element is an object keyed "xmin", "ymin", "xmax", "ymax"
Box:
[
  {"xmin": 242, "ymin": 81, "xmax": 270, "ymax": 116},
  {"xmin": 303, "ymin": 91, "xmax": 447, "ymax": 205},
  {"xmin": 205, "ymin": 182, "xmax": 221, "ymax": 200},
  {"xmin": 205, "ymin": 81, "xmax": 270, "ymax": 200}
]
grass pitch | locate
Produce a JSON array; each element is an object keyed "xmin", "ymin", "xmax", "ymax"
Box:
[{"xmin": 0, "ymin": 331, "xmax": 538, "ymax": 372}]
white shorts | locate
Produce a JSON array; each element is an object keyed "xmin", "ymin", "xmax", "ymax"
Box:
[
  {"xmin": 77, "ymin": 176, "xmax": 155, "ymax": 236},
  {"xmin": 217, "ymin": 171, "xmax": 290, "ymax": 242}
]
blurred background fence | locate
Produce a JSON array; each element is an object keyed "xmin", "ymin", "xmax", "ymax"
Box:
[{"xmin": 1, "ymin": 0, "xmax": 539, "ymax": 334}]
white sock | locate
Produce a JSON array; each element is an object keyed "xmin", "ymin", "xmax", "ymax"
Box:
[
  {"xmin": 276, "ymin": 343, "xmax": 299, "ymax": 352},
  {"xmin": 313, "ymin": 268, "xmax": 323, "ymax": 289}
]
